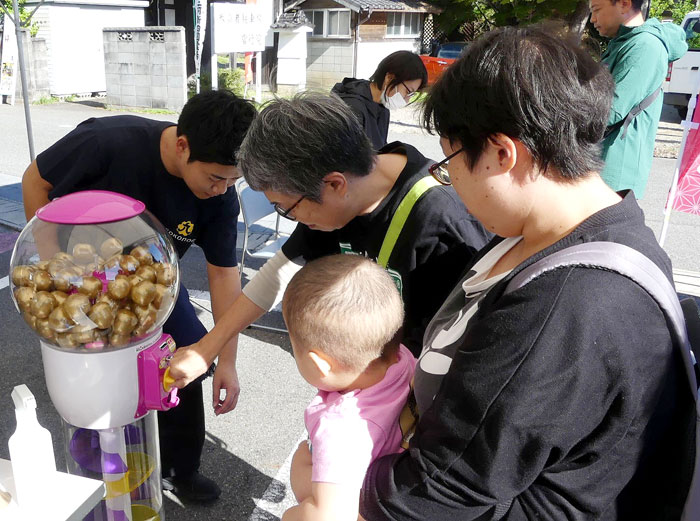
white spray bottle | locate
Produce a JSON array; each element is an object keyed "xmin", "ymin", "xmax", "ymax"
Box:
[{"xmin": 8, "ymin": 384, "xmax": 56, "ymax": 508}]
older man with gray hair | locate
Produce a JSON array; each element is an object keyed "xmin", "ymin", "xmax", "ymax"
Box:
[{"xmin": 168, "ymin": 92, "xmax": 490, "ymax": 387}]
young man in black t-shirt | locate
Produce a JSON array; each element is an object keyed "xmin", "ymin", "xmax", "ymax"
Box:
[{"xmin": 22, "ymin": 90, "xmax": 257, "ymax": 503}]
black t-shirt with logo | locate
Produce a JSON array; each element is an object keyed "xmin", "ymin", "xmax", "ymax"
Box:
[
  {"xmin": 36, "ymin": 115, "xmax": 239, "ymax": 267},
  {"xmin": 281, "ymin": 142, "xmax": 492, "ymax": 355}
]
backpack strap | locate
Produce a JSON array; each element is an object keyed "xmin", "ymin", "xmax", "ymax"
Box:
[
  {"xmin": 503, "ymin": 241, "xmax": 700, "ymax": 521},
  {"xmin": 377, "ymin": 175, "xmax": 440, "ymax": 268},
  {"xmin": 604, "ymin": 85, "xmax": 663, "ymax": 140}
]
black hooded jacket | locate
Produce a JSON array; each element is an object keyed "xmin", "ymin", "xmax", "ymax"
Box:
[{"xmin": 331, "ymin": 78, "xmax": 389, "ymax": 150}]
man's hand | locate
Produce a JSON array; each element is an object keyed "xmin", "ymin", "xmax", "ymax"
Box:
[
  {"xmin": 212, "ymin": 363, "xmax": 240, "ymax": 415},
  {"xmin": 168, "ymin": 344, "xmax": 211, "ymax": 388}
]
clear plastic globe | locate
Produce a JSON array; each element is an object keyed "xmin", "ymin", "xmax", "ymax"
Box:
[{"xmin": 10, "ymin": 192, "xmax": 180, "ymax": 351}]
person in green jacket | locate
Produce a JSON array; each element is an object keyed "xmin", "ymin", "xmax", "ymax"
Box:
[{"xmin": 590, "ymin": 0, "xmax": 687, "ymax": 198}]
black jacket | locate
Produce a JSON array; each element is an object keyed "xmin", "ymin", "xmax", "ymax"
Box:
[{"xmin": 332, "ymin": 78, "xmax": 389, "ymax": 150}]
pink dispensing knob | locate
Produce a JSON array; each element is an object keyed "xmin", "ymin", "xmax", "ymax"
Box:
[{"xmin": 163, "ymin": 388, "xmax": 180, "ymax": 409}]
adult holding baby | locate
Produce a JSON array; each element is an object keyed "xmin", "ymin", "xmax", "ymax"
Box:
[{"xmin": 359, "ymin": 25, "xmax": 694, "ymax": 520}]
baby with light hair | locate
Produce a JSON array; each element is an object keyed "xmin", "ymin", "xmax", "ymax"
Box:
[{"xmin": 281, "ymin": 254, "xmax": 416, "ymax": 521}]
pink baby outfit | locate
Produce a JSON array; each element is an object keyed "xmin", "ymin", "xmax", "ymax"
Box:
[{"xmin": 305, "ymin": 344, "xmax": 416, "ymax": 486}]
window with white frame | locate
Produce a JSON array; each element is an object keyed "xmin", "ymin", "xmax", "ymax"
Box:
[
  {"xmin": 304, "ymin": 9, "xmax": 351, "ymax": 37},
  {"xmin": 386, "ymin": 12, "xmax": 421, "ymax": 37}
]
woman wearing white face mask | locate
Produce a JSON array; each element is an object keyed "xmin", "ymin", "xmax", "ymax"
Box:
[{"xmin": 331, "ymin": 50, "xmax": 427, "ymax": 149}]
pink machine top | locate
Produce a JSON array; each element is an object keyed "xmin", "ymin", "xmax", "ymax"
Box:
[{"xmin": 36, "ymin": 190, "xmax": 146, "ymax": 224}]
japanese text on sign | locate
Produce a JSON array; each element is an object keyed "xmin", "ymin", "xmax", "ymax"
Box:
[{"xmin": 212, "ymin": 2, "xmax": 272, "ymax": 53}]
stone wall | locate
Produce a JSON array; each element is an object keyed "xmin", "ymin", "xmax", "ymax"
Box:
[{"xmin": 103, "ymin": 27, "xmax": 186, "ymax": 111}]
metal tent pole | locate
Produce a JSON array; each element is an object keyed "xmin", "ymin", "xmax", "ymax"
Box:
[{"xmin": 11, "ymin": 0, "xmax": 35, "ymax": 161}]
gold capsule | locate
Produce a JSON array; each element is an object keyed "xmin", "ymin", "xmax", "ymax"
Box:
[
  {"xmin": 109, "ymin": 332, "xmax": 131, "ymax": 348},
  {"xmin": 132, "ymin": 303, "xmax": 156, "ymax": 321},
  {"xmin": 63, "ymin": 293, "xmax": 91, "ymax": 324},
  {"xmin": 36, "ymin": 318, "xmax": 54, "ymax": 341},
  {"xmin": 96, "ymin": 293, "xmax": 120, "ymax": 312},
  {"xmin": 31, "ymin": 291, "xmax": 57, "ymax": 319},
  {"xmin": 131, "ymin": 246, "xmax": 154, "ymax": 266},
  {"xmin": 56, "ymin": 332, "xmax": 80, "ymax": 348},
  {"xmin": 119, "ymin": 255, "xmax": 140, "ymax": 274},
  {"xmin": 107, "ymin": 277, "xmax": 130, "ymax": 300},
  {"xmin": 155, "ymin": 263, "xmax": 175, "ymax": 286},
  {"xmin": 133, "ymin": 307, "xmax": 157, "ymax": 336},
  {"xmin": 72, "ymin": 243, "xmax": 97, "ymax": 265},
  {"xmin": 48, "ymin": 306, "xmax": 72, "ymax": 333},
  {"xmin": 51, "ymin": 291, "xmax": 68, "ymax": 306},
  {"xmin": 48, "ymin": 259, "xmax": 68, "ymax": 278},
  {"xmin": 100, "ymin": 238, "xmax": 123, "ymax": 259},
  {"xmin": 36, "ymin": 260, "xmax": 49, "ymax": 271},
  {"xmin": 113, "ymin": 309, "xmax": 138, "ymax": 335},
  {"xmin": 69, "ymin": 329, "xmax": 96, "ymax": 345},
  {"xmin": 131, "ymin": 280, "xmax": 156, "ymax": 307},
  {"xmin": 32, "ymin": 270, "xmax": 53, "ymax": 292},
  {"xmin": 127, "ymin": 274, "xmax": 144, "ymax": 289},
  {"xmin": 14, "ymin": 286, "xmax": 35, "ymax": 314},
  {"xmin": 52, "ymin": 269, "xmax": 74, "ymax": 292},
  {"xmin": 77, "ymin": 276, "xmax": 102, "ymax": 299},
  {"xmin": 53, "ymin": 252, "xmax": 73, "ymax": 263},
  {"xmin": 152, "ymin": 284, "xmax": 168, "ymax": 309},
  {"xmin": 135, "ymin": 265, "xmax": 157, "ymax": 284},
  {"xmin": 22, "ymin": 312, "xmax": 37, "ymax": 331},
  {"xmin": 11, "ymin": 265, "xmax": 33, "ymax": 287},
  {"xmin": 88, "ymin": 302, "xmax": 115, "ymax": 329}
]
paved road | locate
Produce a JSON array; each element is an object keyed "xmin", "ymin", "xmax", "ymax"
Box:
[{"xmin": 0, "ymin": 99, "xmax": 699, "ymax": 520}]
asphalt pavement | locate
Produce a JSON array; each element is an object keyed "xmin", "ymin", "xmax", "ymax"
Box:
[{"xmin": 0, "ymin": 98, "xmax": 699, "ymax": 520}]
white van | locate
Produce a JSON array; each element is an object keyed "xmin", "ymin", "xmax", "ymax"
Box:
[{"xmin": 664, "ymin": 11, "xmax": 700, "ymax": 118}]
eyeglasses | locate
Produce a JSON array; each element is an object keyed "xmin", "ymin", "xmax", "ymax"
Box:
[
  {"xmin": 400, "ymin": 82, "xmax": 419, "ymax": 102},
  {"xmin": 428, "ymin": 148, "xmax": 464, "ymax": 186},
  {"xmin": 273, "ymin": 195, "xmax": 305, "ymax": 221}
]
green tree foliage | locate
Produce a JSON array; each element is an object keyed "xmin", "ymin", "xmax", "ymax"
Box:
[
  {"xmin": 430, "ymin": 0, "xmax": 590, "ymax": 39},
  {"xmin": 1, "ymin": 0, "xmax": 39, "ymax": 36},
  {"xmin": 650, "ymin": 0, "xmax": 696, "ymax": 24},
  {"xmin": 650, "ymin": 0, "xmax": 700, "ymax": 49}
]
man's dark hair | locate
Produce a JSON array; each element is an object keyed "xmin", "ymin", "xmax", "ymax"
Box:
[
  {"xmin": 177, "ymin": 89, "xmax": 257, "ymax": 165},
  {"xmin": 370, "ymin": 50, "xmax": 428, "ymax": 93},
  {"xmin": 611, "ymin": 0, "xmax": 644, "ymax": 12},
  {"xmin": 238, "ymin": 93, "xmax": 374, "ymax": 202},
  {"xmin": 423, "ymin": 24, "xmax": 615, "ymax": 181}
]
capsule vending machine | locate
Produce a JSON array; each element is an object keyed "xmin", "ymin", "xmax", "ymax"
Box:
[{"xmin": 9, "ymin": 191, "xmax": 183, "ymax": 521}]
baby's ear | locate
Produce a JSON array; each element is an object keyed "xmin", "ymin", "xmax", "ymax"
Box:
[{"xmin": 308, "ymin": 350, "xmax": 332, "ymax": 378}]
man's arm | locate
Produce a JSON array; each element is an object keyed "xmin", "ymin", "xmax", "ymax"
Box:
[
  {"xmin": 206, "ymin": 262, "xmax": 243, "ymax": 415},
  {"xmin": 168, "ymin": 290, "xmax": 266, "ymax": 388},
  {"xmin": 22, "ymin": 160, "xmax": 53, "ymax": 221},
  {"xmin": 282, "ymin": 482, "xmax": 361, "ymax": 521},
  {"xmin": 168, "ymin": 248, "xmax": 303, "ymax": 388},
  {"xmin": 22, "ymin": 160, "xmax": 61, "ymax": 259}
]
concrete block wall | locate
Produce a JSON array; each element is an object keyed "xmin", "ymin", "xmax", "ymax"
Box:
[
  {"xmin": 13, "ymin": 31, "xmax": 51, "ymax": 102},
  {"xmin": 103, "ymin": 27, "xmax": 186, "ymax": 111},
  {"xmin": 306, "ymin": 40, "xmax": 353, "ymax": 90}
]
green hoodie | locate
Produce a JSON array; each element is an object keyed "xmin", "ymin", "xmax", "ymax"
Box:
[{"xmin": 601, "ymin": 17, "xmax": 687, "ymax": 198}]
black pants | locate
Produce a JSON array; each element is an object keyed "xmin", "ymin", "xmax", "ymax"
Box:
[{"xmin": 159, "ymin": 284, "xmax": 209, "ymax": 479}]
